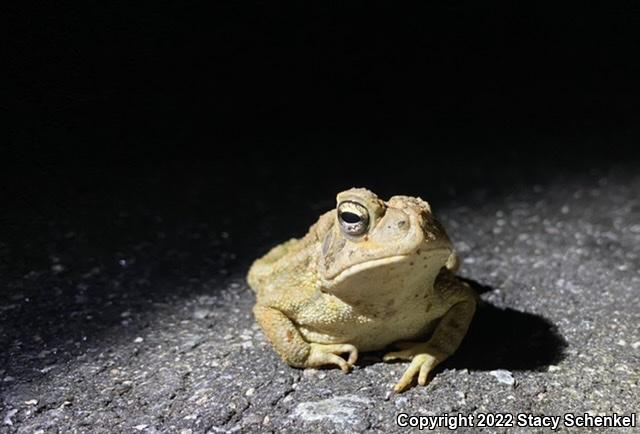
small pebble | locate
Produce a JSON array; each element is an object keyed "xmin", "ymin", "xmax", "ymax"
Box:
[
  {"xmin": 51, "ymin": 264, "xmax": 65, "ymax": 273},
  {"xmin": 490, "ymin": 370, "xmax": 516, "ymax": 386},
  {"xmin": 3, "ymin": 409, "xmax": 18, "ymax": 426}
]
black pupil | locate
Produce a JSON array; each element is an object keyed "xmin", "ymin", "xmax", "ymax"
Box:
[{"xmin": 340, "ymin": 211, "xmax": 361, "ymax": 224}]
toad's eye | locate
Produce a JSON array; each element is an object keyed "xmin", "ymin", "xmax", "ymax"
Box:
[{"xmin": 337, "ymin": 201, "xmax": 369, "ymax": 236}]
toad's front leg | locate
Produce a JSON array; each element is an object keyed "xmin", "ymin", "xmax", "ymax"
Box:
[
  {"xmin": 383, "ymin": 297, "xmax": 476, "ymax": 392},
  {"xmin": 253, "ymin": 305, "xmax": 358, "ymax": 371}
]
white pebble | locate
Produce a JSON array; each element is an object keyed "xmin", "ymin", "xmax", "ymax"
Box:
[
  {"xmin": 3, "ymin": 409, "xmax": 17, "ymax": 426},
  {"xmin": 490, "ymin": 370, "xmax": 516, "ymax": 386}
]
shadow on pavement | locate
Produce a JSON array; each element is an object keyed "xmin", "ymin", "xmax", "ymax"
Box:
[{"xmin": 447, "ymin": 279, "xmax": 568, "ymax": 371}]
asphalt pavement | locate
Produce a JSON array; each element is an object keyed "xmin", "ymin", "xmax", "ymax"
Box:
[{"xmin": 1, "ymin": 155, "xmax": 639, "ymax": 433}]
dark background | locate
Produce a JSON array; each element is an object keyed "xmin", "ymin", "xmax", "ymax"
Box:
[{"xmin": 3, "ymin": 2, "xmax": 640, "ymax": 272}]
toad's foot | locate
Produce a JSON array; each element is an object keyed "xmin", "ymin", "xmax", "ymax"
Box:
[
  {"xmin": 383, "ymin": 342, "xmax": 446, "ymax": 392},
  {"xmin": 253, "ymin": 305, "xmax": 358, "ymax": 372},
  {"xmin": 383, "ymin": 295, "xmax": 477, "ymax": 392},
  {"xmin": 307, "ymin": 343, "xmax": 358, "ymax": 372}
]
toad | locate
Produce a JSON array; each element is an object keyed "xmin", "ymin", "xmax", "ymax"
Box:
[{"xmin": 247, "ymin": 188, "xmax": 476, "ymax": 392}]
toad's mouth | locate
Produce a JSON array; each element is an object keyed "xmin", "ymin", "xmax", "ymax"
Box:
[
  {"xmin": 323, "ymin": 247, "xmax": 451, "ymax": 282},
  {"xmin": 325, "ymin": 254, "xmax": 407, "ymax": 281}
]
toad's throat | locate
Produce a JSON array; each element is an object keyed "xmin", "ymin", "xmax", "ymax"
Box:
[
  {"xmin": 322, "ymin": 246, "xmax": 450, "ymax": 283},
  {"xmin": 323, "ymin": 254, "xmax": 408, "ymax": 282}
]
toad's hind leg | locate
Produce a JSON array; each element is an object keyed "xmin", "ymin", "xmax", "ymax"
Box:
[
  {"xmin": 383, "ymin": 295, "xmax": 476, "ymax": 392},
  {"xmin": 253, "ymin": 305, "xmax": 358, "ymax": 372}
]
